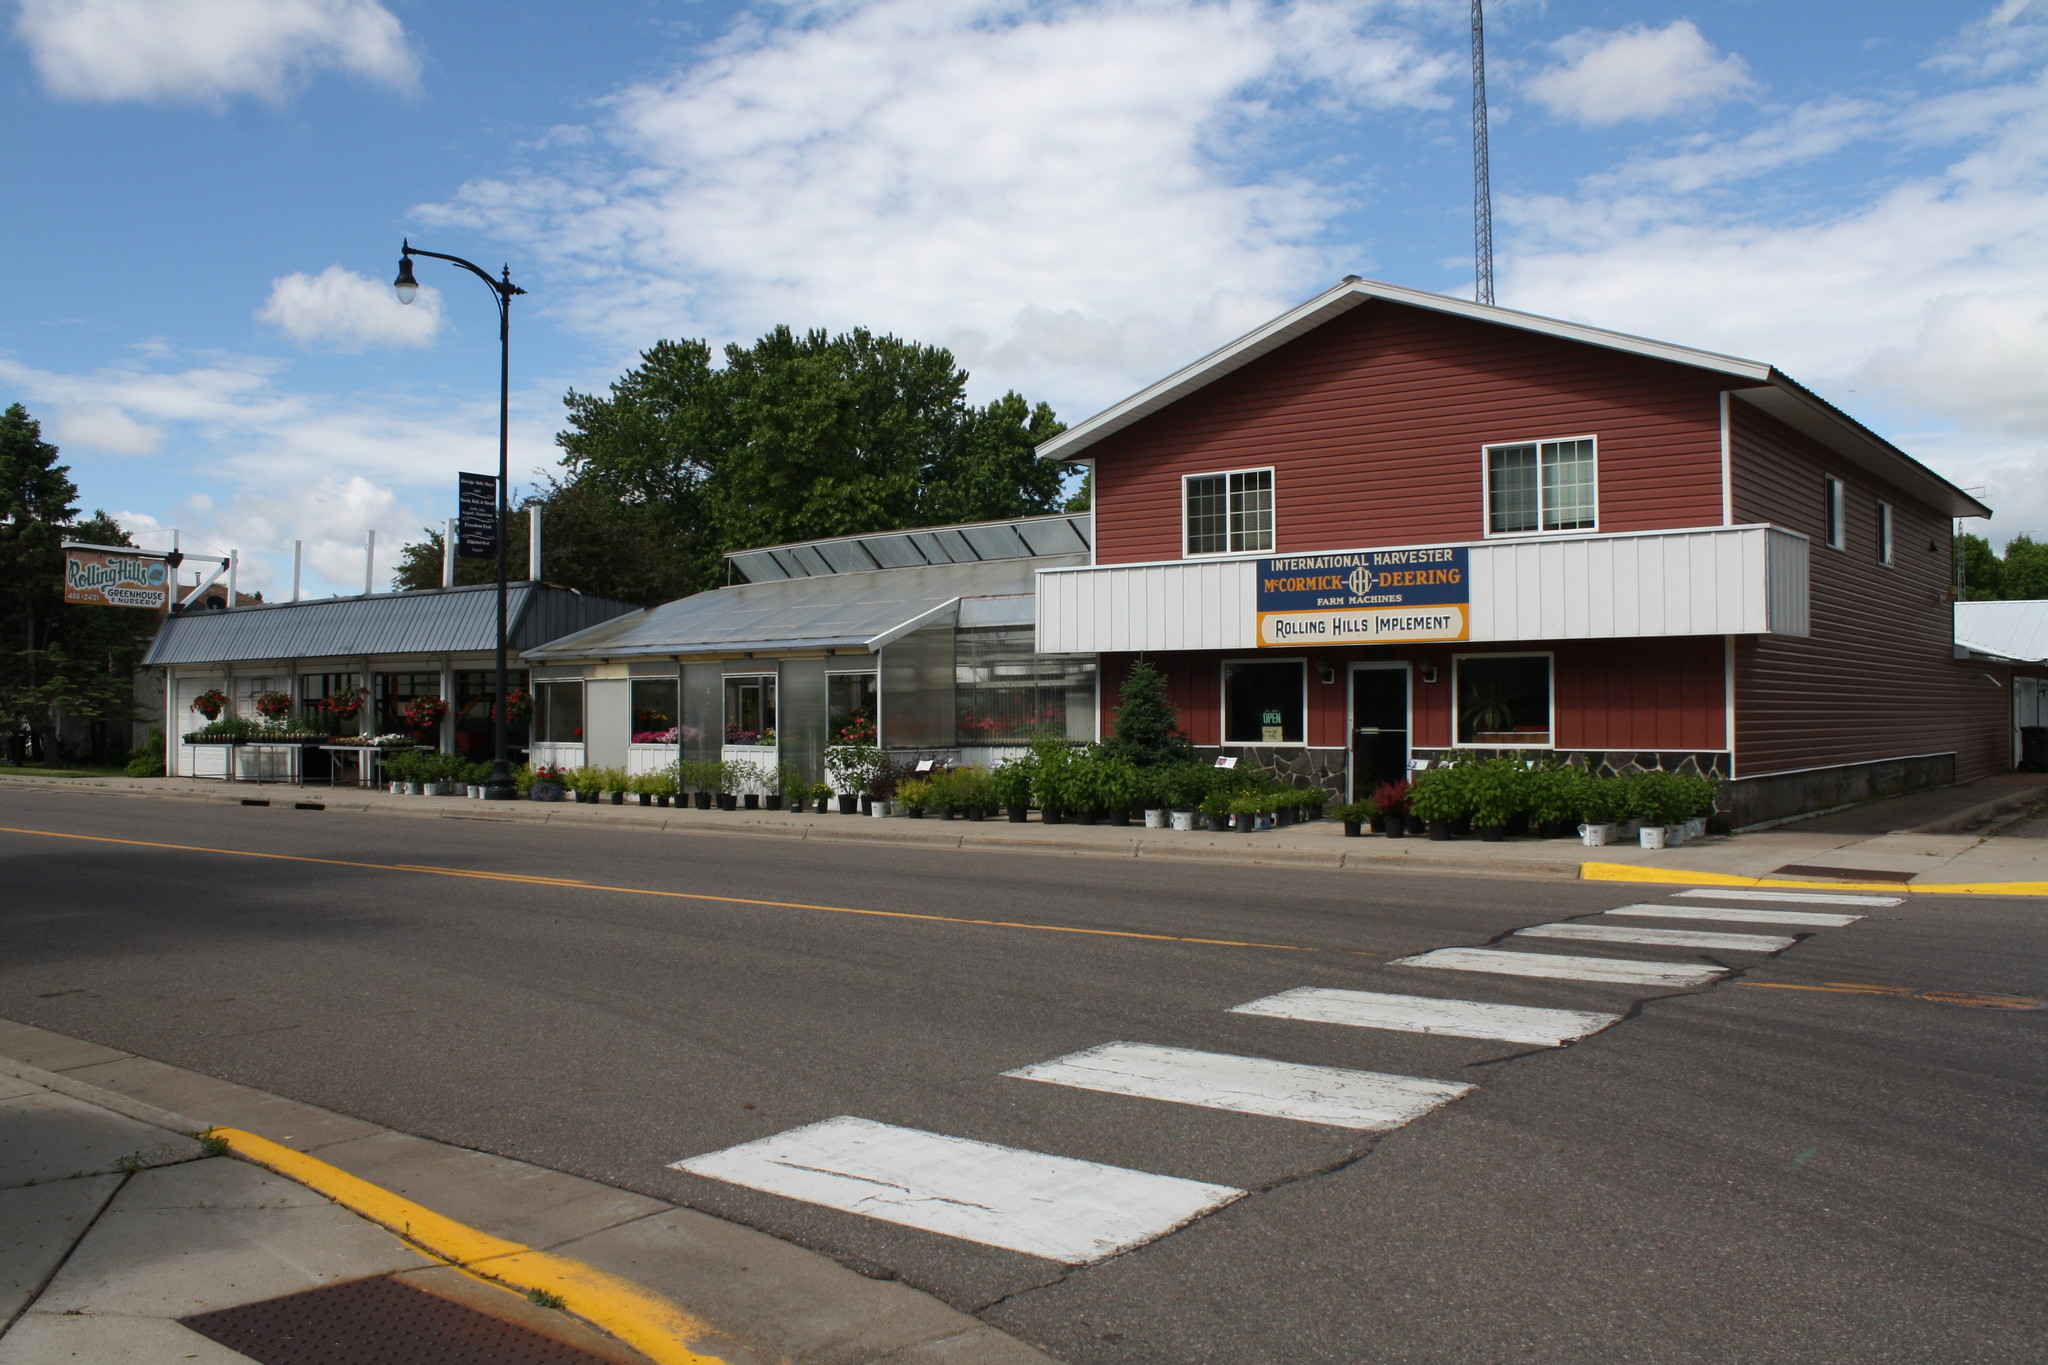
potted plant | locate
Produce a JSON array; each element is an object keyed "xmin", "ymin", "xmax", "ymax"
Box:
[
  {"xmin": 1200, "ymin": 789, "xmax": 1234, "ymax": 833},
  {"xmin": 253, "ymin": 690, "xmax": 294, "ymax": 723},
  {"xmin": 927, "ymin": 768, "xmax": 961, "ymax": 819},
  {"xmin": 190, "ymin": 688, "xmax": 229, "ymax": 722},
  {"xmin": 954, "ymin": 767, "xmax": 997, "ymax": 820},
  {"xmin": 400, "ymin": 694, "xmax": 448, "ymax": 732},
  {"xmin": 1336, "ymin": 798, "xmax": 1374, "ymax": 837},
  {"xmin": 1468, "ymin": 760, "xmax": 1521, "ymax": 842},
  {"xmin": 896, "ymin": 776, "xmax": 934, "ymax": 818},
  {"xmin": 992, "ymin": 754, "xmax": 1035, "ymax": 822},
  {"xmin": 826, "ymin": 744, "xmax": 883, "ymax": 815},
  {"xmin": 867, "ymin": 759, "xmax": 907, "ymax": 818},
  {"xmin": 1370, "ymin": 780, "xmax": 1410, "ymax": 837},
  {"xmin": 1408, "ymin": 767, "xmax": 1467, "ymax": 840},
  {"xmin": 1032, "ymin": 741, "xmax": 1075, "ymax": 823},
  {"xmin": 712, "ymin": 759, "xmax": 741, "ymax": 811},
  {"xmin": 1163, "ymin": 762, "xmax": 1210, "ymax": 832},
  {"xmin": 1097, "ymin": 755, "xmax": 1139, "ymax": 827},
  {"xmin": 1230, "ymin": 791, "xmax": 1268, "ymax": 832}
]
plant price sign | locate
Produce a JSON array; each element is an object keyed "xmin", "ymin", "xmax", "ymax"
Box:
[
  {"xmin": 64, "ymin": 547, "xmax": 171, "ymax": 610},
  {"xmin": 1256, "ymin": 547, "xmax": 1470, "ymax": 646}
]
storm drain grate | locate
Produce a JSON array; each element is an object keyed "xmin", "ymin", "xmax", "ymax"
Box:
[
  {"xmin": 1771, "ymin": 863, "xmax": 1918, "ymax": 884},
  {"xmin": 180, "ymin": 1274, "xmax": 623, "ymax": 1364}
]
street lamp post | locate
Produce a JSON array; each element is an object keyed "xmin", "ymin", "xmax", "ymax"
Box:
[{"xmin": 395, "ymin": 239, "xmax": 526, "ymax": 800}]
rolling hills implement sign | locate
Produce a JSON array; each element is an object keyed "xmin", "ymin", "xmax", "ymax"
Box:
[
  {"xmin": 1256, "ymin": 547, "xmax": 1469, "ymax": 646},
  {"xmin": 64, "ymin": 548, "xmax": 171, "ymax": 609}
]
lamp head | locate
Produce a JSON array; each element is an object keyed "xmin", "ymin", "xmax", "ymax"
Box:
[{"xmin": 394, "ymin": 254, "xmax": 419, "ymax": 305}]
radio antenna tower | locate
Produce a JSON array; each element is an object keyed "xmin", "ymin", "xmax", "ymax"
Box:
[{"xmin": 1471, "ymin": 0, "xmax": 1495, "ymax": 306}]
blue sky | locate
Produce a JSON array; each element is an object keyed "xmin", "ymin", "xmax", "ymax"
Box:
[{"xmin": 4, "ymin": 0, "xmax": 2044, "ymax": 597}]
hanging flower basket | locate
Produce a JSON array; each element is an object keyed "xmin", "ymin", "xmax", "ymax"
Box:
[
  {"xmin": 325, "ymin": 687, "xmax": 367, "ymax": 720},
  {"xmin": 253, "ymin": 690, "xmax": 294, "ymax": 721},
  {"xmin": 190, "ymin": 688, "xmax": 228, "ymax": 721},
  {"xmin": 504, "ymin": 688, "xmax": 534, "ymax": 725},
  {"xmin": 400, "ymin": 694, "xmax": 449, "ymax": 729}
]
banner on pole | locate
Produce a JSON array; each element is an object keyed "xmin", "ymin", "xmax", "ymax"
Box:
[
  {"xmin": 457, "ymin": 472, "xmax": 498, "ymax": 560},
  {"xmin": 63, "ymin": 546, "xmax": 172, "ymax": 610}
]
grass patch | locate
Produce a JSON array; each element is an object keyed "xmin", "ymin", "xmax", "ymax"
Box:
[
  {"xmin": 0, "ymin": 764, "xmax": 133, "ymax": 779},
  {"xmin": 526, "ymin": 1288, "xmax": 567, "ymax": 1311}
]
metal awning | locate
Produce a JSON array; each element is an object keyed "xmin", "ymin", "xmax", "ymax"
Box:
[
  {"xmin": 525, "ymin": 555, "xmax": 1085, "ymax": 661},
  {"xmin": 724, "ymin": 513, "xmax": 1091, "ymax": 583},
  {"xmin": 142, "ymin": 583, "xmax": 638, "ymax": 666}
]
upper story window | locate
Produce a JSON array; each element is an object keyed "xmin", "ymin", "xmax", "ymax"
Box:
[
  {"xmin": 1185, "ymin": 469, "xmax": 1273, "ymax": 556},
  {"xmin": 1485, "ymin": 437, "xmax": 1597, "ymax": 536},
  {"xmin": 1824, "ymin": 476, "xmax": 1846, "ymax": 549},
  {"xmin": 1876, "ymin": 502, "xmax": 1894, "ymax": 566}
]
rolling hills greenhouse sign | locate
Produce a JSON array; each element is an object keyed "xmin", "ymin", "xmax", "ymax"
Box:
[{"xmin": 63, "ymin": 546, "xmax": 172, "ymax": 610}]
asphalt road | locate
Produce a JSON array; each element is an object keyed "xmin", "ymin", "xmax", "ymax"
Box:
[{"xmin": 2, "ymin": 787, "xmax": 2043, "ymax": 1363}]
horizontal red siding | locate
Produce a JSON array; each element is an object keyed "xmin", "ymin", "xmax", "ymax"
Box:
[
  {"xmin": 1104, "ymin": 640, "xmax": 1724, "ymax": 753},
  {"xmin": 1730, "ymin": 405, "xmax": 2006, "ymax": 781},
  {"xmin": 1089, "ymin": 301, "xmax": 1729, "ymax": 565}
]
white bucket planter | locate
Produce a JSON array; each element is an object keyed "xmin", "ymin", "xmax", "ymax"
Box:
[
  {"xmin": 1169, "ymin": 810, "xmax": 1196, "ymax": 832},
  {"xmin": 1639, "ymin": 825, "xmax": 1669, "ymax": 850},
  {"xmin": 1578, "ymin": 823, "xmax": 1613, "ymax": 847},
  {"xmin": 388, "ymin": 782, "xmax": 405, "ymax": 795},
  {"xmin": 1143, "ymin": 809, "xmax": 1165, "ymax": 829},
  {"xmin": 870, "ymin": 800, "xmax": 892, "ymax": 818}
]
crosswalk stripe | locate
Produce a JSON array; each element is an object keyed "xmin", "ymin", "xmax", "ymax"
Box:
[
  {"xmin": 670, "ymin": 1115, "xmax": 1243, "ymax": 1264},
  {"xmin": 1604, "ymin": 903, "xmax": 1862, "ymax": 929},
  {"xmin": 1230, "ymin": 986, "xmax": 1621, "ymax": 1046},
  {"xmin": 1515, "ymin": 922, "xmax": 1796, "ymax": 952},
  {"xmin": 1393, "ymin": 946, "xmax": 1727, "ymax": 987},
  {"xmin": 1676, "ymin": 888, "xmax": 1901, "ymax": 907},
  {"xmin": 1004, "ymin": 1041, "xmax": 1472, "ymax": 1131}
]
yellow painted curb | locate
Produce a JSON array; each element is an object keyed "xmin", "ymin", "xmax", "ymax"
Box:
[
  {"xmin": 206, "ymin": 1127, "xmax": 726, "ymax": 1365},
  {"xmin": 1579, "ymin": 862, "xmax": 2048, "ymax": 896}
]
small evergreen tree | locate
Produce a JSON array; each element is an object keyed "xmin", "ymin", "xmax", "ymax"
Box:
[{"xmin": 1105, "ymin": 658, "xmax": 1193, "ymax": 767}]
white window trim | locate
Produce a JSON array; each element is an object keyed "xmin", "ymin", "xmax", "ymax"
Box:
[
  {"xmin": 1181, "ymin": 466, "xmax": 1277, "ymax": 560},
  {"xmin": 1877, "ymin": 501, "xmax": 1894, "ymax": 566},
  {"xmin": 1824, "ymin": 476, "xmax": 1846, "ymax": 550},
  {"xmin": 1451, "ymin": 651, "xmax": 1557, "ymax": 750},
  {"xmin": 1220, "ymin": 656, "xmax": 1309, "ymax": 746},
  {"xmin": 1481, "ymin": 435, "xmax": 1599, "ymax": 539}
]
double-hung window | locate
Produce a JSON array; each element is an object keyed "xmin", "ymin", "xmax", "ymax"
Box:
[
  {"xmin": 1824, "ymin": 476, "xmax": 1846, "ymax": 549},
  {"xmin": 1876, "ymin": 502, "xmax": 1894, "ymax": 566},
  {"xmin": 1185, "ymin": 469, "xmax": 1273, "ymax": 556},
  {"xmin": 1485, "ymin": 437, "xmax": 1597, "ymax": 535}
]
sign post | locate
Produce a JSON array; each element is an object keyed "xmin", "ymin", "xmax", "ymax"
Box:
[
  {"xmin": 1255, "ymin": 547, "xmax": 1471, "ymax": 647},
  {"xmin": 457, "ymin": 472, "xmax": 498, "ymax": 560},
  {"xmin": 62, "ymin": 544, "xmax": 173, "ymax": 610}
]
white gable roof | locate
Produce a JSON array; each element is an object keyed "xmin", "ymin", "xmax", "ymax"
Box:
[
  {"xmin": 1955, "ymin": 600, "xmax": 2048, "ymax": 663},
  {"xmin": 1038, "ymin": 276, "xmax": 1990, "ymax": 521}
]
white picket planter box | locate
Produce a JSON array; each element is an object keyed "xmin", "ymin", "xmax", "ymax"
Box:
[
  {"xmin": 627, "ymin": 745, "xmax": 678, "ymax": 776},
  {"xmin": 722, "ymin": 744, "xmax": 777, "ymax": 794},
  {"xmin": 529, "ymin": 742, "xmax": 585, "ymax": 771}
]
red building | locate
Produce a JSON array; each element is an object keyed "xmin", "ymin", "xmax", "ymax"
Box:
[{"xmin": 1033, "ymin": 278, "xmax": 2001, "ymax": 827}]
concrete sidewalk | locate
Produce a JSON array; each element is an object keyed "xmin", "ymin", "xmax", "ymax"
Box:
[
  {"xmin": 3, "ymin": 768, "xmax": 2046, "ymax": 888},
  {"xmin": 0, "ymin": 1019, "xmax": 1059, "ymax": 1365}
]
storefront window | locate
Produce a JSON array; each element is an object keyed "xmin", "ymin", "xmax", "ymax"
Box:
[
  {"xmin": 1222, "ymin": 660, "xmax": 1305, "ymax": 744},
  {"xmin": 632, "ymin": 678, "xmax": 682, "ymax": 744},
  {"xmin": 1456, "ymin": 654, "xmax": 1552, "ymax": 745},
  {"xmin": 954, "ymin": 626, "xmax": 1097, "ymax": 744},
  {"xmin": 377, "ymin": 672, "xmax": 441, "ymax": 738},
  {"xmin": 724, "ymin": 675, "xmax": 777, "ymax": 745},
  {"xmin": 454, "ymin": 669, "xmax": 529, "ymax": 757},
  {"xmin": 828, "ymin": 673, "xmax": 877, "ymax": 745},
  {"xmin": 298, "ymin": 672, "xmax": 363, "ymax": 735},
  {"xmin": 534, "ymin": 679, "xmax": 584, "ymax": 744}
]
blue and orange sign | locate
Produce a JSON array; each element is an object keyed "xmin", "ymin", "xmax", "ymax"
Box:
[{"xmin": 1256, "ymin": 547, "xmax": 1469, "ymax": 646}]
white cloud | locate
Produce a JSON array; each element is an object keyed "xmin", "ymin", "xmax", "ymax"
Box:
[
  {"xmin": 14, "ymin": 0, "xmax": 419, "ymax": 105},
  {"xmin": 53, "ymin": 403, "xmax": 160, "ymax": 455},
  {"xmin": 421, "ymin": 0, "xmax": 1455, "ymax": 416},
  {"xmin": 258, "ymin": 266, "xmax": 442, "ymax": 351},
  {"xmin": 0, "ymin": 347, "xmax": 558, "ymax": 596},
  {"xmin": 1526, "ymin": 21, "xmax": 1758, "ymax": 126},
  {"xmin": 1502, "ymin": 24, "xmax": 2048, "ymax": 536}
]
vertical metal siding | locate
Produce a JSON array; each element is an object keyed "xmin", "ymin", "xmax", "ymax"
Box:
[{"xmin": 1086, "ymin": 301, "xmax": 1728, "ymax": 566}]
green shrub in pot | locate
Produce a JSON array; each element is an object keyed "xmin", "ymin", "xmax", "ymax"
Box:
[{"xmin": 992, "ymin": 755, "xmax": 1035, "ymax": 815}]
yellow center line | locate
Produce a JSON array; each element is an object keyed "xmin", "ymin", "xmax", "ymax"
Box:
[
  {"xmin": 0, "ymin": 824, "xmax": 1324, "ymax": 954},
  {"xmin": 1734, "ymin": 980, "xmax": 1913, "ymax": 996}
]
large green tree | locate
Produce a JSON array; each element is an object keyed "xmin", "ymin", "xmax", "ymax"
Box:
[
  {"xmin": 0, "ymin": 405, "xmax": 156, "ymax": 762},
  {"xmin": 410, "ymin": 326, "xmax": 1066, "ymax": 607},
  {"xmin": 1957, "ymin": 531, "xmax": 2048, "ymax": 601}
]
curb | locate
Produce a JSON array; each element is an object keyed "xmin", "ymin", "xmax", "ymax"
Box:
[
  {"xmin": 1579, "ymin": 861, "xmax": 2048, "ymax": 897},
  {"xmin": 0, "ymin": 1051, "xmax": 722, "ymax": 1364},
  {"xmin": 1902, "ymin": 786, "xmax": 2048, "ymax": 836},
  {"xmin": 206, "ymin": 1127, "xmax": 724, "ymax": 1365}
]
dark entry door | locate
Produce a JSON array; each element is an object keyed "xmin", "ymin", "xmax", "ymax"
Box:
[{"xmin": 1351, "ymin": 667, "xmax": 1410, "ymax": 799}]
